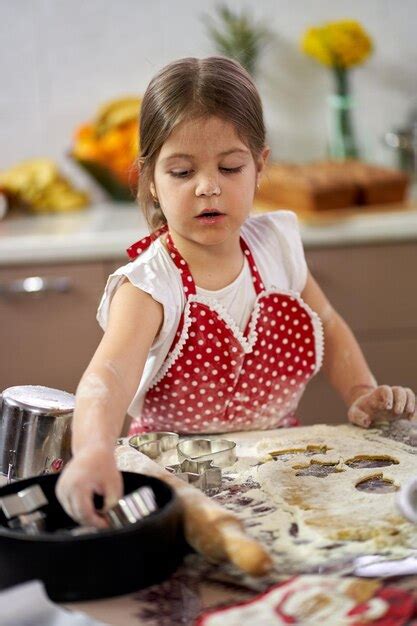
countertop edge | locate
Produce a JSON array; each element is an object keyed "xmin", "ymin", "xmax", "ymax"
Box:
[{"xmin": 1, "ymin": 203, "xmax": 417, "ymax": 267}]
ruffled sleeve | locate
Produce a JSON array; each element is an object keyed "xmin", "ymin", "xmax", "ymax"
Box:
[
  {"xmin": 243, "ymin": 210, "xmax": 308, "ymax": 293},
  {"xmin": 96, "ymin": 244, "xmax": 182, "ymax": 350},
  {"xmin": 269, "ymin": 210, "xmax": 308, "ymax": 293}
]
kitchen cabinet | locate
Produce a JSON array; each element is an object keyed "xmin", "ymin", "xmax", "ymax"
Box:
[
  {"xmin": 2, "ymin": 242, "xmax": 416, "ymax": 425},
  {"xmin": 298, "ymin": 242, "xmax": 417, "ymax": 424},
  {"xmin": 0, "ymin": 262, "xmax": 106, "ymax": 393}
]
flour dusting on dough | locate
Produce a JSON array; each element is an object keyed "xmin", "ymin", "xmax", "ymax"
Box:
[{"xmin": 116, "ymin": 424, "xmax": 417, "ymax": 574}]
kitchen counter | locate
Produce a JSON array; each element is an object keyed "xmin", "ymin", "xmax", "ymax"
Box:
[
  {"xmin": 0, "ymin": 203, "xmax": 147, "ymax": 266},
  {"xmin": 1, "ymin": 201, "xmax": 417, "ymax": 266}
]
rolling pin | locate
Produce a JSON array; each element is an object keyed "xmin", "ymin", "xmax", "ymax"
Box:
[{"xmin": 115, "ymin": 446, "xmax": 273, "ymax": 577}]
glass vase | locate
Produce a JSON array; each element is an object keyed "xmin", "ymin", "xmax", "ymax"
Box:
[{"xmin": 327, "ymin": 93, "xmax": 360, "ymax": 160}]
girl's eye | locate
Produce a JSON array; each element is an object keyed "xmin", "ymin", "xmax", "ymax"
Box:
[
  {"xmin": 220, "ymin": 166, "xmax": 244, "ymax": 174},
  {"xmin": 169, "ymin": 165, "xmax": 244, "ymax": 178},
  {"xmin": 170, "ymin": 170, "xmax": 192, "ymax": 178}
]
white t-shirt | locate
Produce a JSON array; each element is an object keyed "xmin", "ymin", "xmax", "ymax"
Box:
[{"xmin": 97, "ymin": 210, "xmax": 308, "ymax": 418}]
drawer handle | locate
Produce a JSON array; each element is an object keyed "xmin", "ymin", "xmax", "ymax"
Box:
[{"xmin": 0, "ymin": 276, "xmax": 73, "ymax": 296}]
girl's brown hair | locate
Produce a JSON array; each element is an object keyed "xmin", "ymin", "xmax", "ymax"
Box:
[{"xmin": 137, "ymin": 56, "xmax": 266, "ymax": 231}]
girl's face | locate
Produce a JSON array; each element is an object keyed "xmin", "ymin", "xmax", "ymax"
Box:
[{"xmin": 152, "ymin": 116, "xmax": 269, "ymax": 249}]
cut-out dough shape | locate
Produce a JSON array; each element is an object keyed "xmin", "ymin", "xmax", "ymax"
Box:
[
  {"xmin": 355, "ymin": 473, "xmax": 399, "ymax": 494},
  {"xmin": 346, "ymin": 455, "xmax": 399, "ymax": 469},
  {"xmin": 293, "ymin": 460, "xmax": 345, "ymax": 478},
  {"xmin": 268, "ymin": 445, "xmax": 331, "ymax": 460}
]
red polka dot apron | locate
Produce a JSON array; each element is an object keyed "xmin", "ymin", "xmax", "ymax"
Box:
[{"xmin": 126, "ymin": 226, "xmax": 323, "ymax": 434}]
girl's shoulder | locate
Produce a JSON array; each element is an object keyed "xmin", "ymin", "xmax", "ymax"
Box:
[
  {"xmin": 242, "ymin": 209, "xmax": 301, "ymax": 241},
  {"xmin": 97, "ymin": 238, "xmax": 184, "ymax": 332},
  {"xmin": 114, "ymin": 237, "xmax": 179, "ymax": 284}
]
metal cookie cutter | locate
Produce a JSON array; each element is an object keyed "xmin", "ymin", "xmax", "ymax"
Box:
[
  {"xmin": 177, "ymin": 438, "xmax": 237, "ymax": 468},
  {"xmin": 104, "ymin": 486, "xmax": 158, "ymax": 529},
  {"xmin": 0, "ymin": 484, "xmax": 48, "ymax": 534},
  {"xmin": 59, "ymin": 487, "xmax": 158, "ymax": 535},
  {"xmin": 127, "ymin": 432, "xmax": 179, "ymax": 459},
  {"xmin": 165, "ymin": 458, "xmax": 222, "ymax": 492}
]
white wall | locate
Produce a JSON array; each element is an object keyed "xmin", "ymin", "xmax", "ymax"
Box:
[{"xmin": 1, "ymin": 0, "xmax": 416, "ymax": 175}]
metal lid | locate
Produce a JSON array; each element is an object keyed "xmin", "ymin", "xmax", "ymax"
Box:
[{"xmin": 2, "ymin": 385, "xmax": 75, "ymax": 416}]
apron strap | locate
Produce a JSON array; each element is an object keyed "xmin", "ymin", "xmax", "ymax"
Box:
[
  {"xmin": 165, "ymin": 231, "xmax": 265, "ymax": 297},
  {"xmin": 165, "ymin": 232, "xmax": 197, "ymax": 296},
  {"xmin": 126, "ymin": 224, "xmax": 168, "ymax": 260},
  {"xmin": 239, "ymin": 237, "xmax": 265, "ymax": 295},
  {"xmin": 128, "ymin": 225, "xmax": 266, "ymax": 297}
]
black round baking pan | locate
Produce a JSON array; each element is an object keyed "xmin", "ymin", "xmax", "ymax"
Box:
[{"xmin": 0, "ymin": 471, "xmax": 187, "ymax": 601}]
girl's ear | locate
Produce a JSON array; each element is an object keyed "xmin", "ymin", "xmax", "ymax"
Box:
[
  {"xmin": 150, "ymin": 181, "xmax": 156, "ymax": 197},
  {"xmin": 256, "ymin": 146, "xmax": 270, "ymax": 183},
  {"xmin": 259, "ymin": 146, "xmax": 270, "ymax": 170}
]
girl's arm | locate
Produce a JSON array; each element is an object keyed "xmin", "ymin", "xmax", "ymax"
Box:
[
  {"xmin": 301, "ymin": 271, "xmax": 415, "ymax": 427},
  {"xmin": 56, "ymin": 280, "xmax": 164, "ymax": 527}
]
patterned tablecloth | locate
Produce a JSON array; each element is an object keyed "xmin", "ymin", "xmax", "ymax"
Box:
[{"xmin": 65, "ymin": 420, "xmax": 417, "ymax": 626}]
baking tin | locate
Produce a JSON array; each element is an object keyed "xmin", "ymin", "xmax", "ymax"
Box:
[{"xmin": 0, "ymin": 471, "xmax": 186, "ymax": 601}]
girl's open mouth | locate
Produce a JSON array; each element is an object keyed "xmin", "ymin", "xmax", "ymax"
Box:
[{"xmin": 195, "ymin": 210, "xmax": 225, "ymax": 224}]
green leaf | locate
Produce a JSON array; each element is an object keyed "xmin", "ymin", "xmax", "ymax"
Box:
[
  {"xmin": 202, "ymin": 3, "xmax": 269, "ymax": 75},
  {"xmin": 71, "ymin": 157, "xmax": 135, "ymax": 202}
]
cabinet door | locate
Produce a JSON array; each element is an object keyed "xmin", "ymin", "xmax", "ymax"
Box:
[
  {"xmin": 298, "ymin": 335, "xmax": 417, "ymax": 425},
  {"xmin": 103, "ymin": 259, "xmax": 126, "ymax": 276},
  {"xmin": 305, "ymin": 243, "xmax": 417, "ymax": 333},
  {"xmin": 300, "ymin": 242, "xmax": 417, "ymax": 425},
  {"xmin": 0, "ymin": 263, "xmax": 106, "ymax": 393}
]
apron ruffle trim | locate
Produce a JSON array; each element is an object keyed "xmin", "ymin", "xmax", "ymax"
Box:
[{"xmin": 147, "ymin": 288, "xmax": 324, "ymax": 390}]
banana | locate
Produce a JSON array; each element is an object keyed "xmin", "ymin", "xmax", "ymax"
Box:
[
  {"xmin": 0, "ymin": 159, "xmax": 56, "ymax": 192},
  {"xmin": 0, "ymin": 158, "xmax": 89, "ymax": 212},
  {"xmin": 94, "ymin": 96, "xmax": 141, "ymax": 135}
]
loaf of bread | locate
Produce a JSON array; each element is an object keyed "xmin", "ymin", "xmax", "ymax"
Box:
[
  {"xmin": 314, "ymin": 160, "xmax": 409, "ymax": 205},
  {"xmin": 256, "ymin": 160, "xmax": 409, "ymax": 211},
  {"xmin": 257, "ymin": 162, "xmax": 357, "ymax": 211}
]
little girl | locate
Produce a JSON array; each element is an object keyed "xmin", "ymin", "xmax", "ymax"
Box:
[{"xmin": 57, "ymin": 56, "xmax": 415, "ymax": 527}]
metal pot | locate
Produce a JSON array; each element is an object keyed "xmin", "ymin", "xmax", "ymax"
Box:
[
  {"xmin": 383, "ymin": 125, "xmax": 417, "ymax": 179},
  {"xmin": 0, "ymin": 386, "xmax": 74, "ymax": 481},
  {"xmin": 383, "ymin": 102, "xmax": 417, "ymax": 180}
]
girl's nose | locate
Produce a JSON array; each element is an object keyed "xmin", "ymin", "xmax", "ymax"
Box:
[{"xmin": 195, "ymin": 177, "xmax": 221, "ymax": 197}]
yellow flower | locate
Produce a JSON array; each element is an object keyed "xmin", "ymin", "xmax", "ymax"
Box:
[{"xmin": 301, "ymin": 20, "xmax": 373, "ymax": 68}]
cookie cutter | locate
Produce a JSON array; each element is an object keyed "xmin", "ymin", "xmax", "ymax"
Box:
[
  {"xmin": 124, "ymin": 433, "xmax": 237, "ymax": 493},
  {"xmin": 177, "ymin": 438, "xmax": 237, "ymax": 468},
  {"xmin": 63, "ymin": 487, "xmax": 158, "ymax": 534},
  {"xmin": 0, "ymin": 484, "xmax": 48, "ymax": 534},
  {"xmin": 165, "ymin": 458, "xmax": 222, "ymax": 492},
  {"xmin": 127, "ymin": 432, "xmax": 179, "ymax": 459},
  {"xmin": 104, "ymin": 486, "xmax": 158, "ymax": 529}
]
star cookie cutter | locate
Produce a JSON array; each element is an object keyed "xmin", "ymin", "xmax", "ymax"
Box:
[
  {"xmin": 127, "ymin": 432, "xmax": 179, "ymax": 459},
  {"xmin": 122, "ymin": 434, "xmax": 237, "ymax": 493},
  {"xmin": 177, "ymin": 438, "xmax": 237, "ymax": 468},
  {"xmin": 165, "ymin": 458, "xmax": 222, "ymax": 492}
]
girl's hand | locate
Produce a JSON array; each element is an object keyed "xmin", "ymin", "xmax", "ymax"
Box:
[
  {"xmin": 348, "ymin": 385, "xmax": 416, "ymax": 428},
  {"xmin": 56, "ymin": 443, "xmax": 123, "ymax": 528}
]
